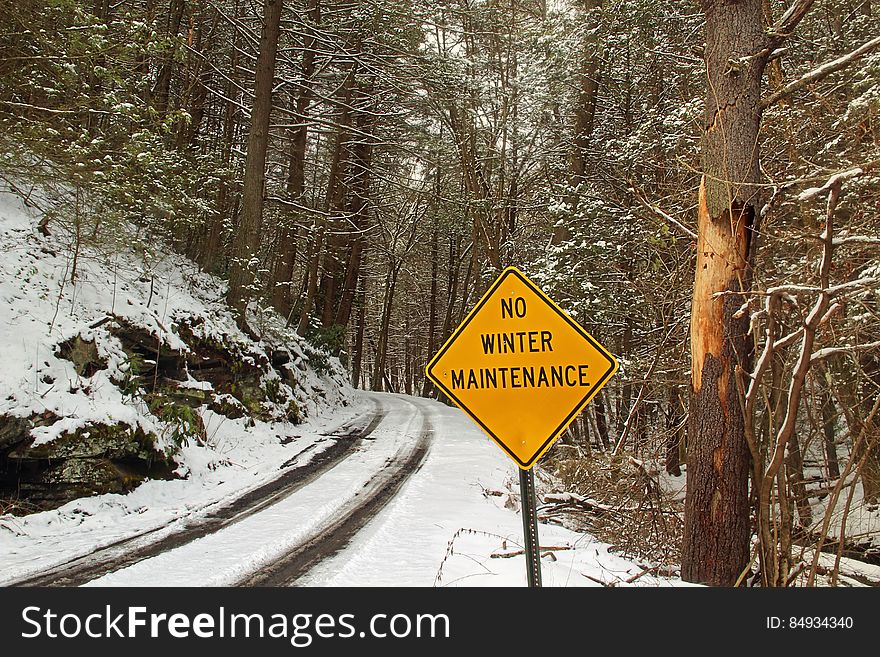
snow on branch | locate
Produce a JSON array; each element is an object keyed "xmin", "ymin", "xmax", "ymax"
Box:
[
  {"xmin": 767, "ymin": 0, "xmax": 816, "ymax": 47},
  {"xmin": 811, "ymin": 341, "xmax": 880, "ymax": 363},
  {"xmin": 628, "ymin": 183, "xmax": 697, "ymax": 240},
  {"xmin": 762, "ymin": 35, "xmax": 880, "ymax": 109},
  {"xmin": 826, "ymin": 276, "xmax": 879, "ymax": 296},
  {"xmin": 797, "ymin": 167, "xmax": 864, "ymax": 201},
  {"xmin": 833, "ymin": 236, "xmax": 880, "ymax": 247}
]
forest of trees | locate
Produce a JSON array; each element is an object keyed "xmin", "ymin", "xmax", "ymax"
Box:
[{"xmin": 1, "ymin": 0, "xmax": 878, "ymax": 586}]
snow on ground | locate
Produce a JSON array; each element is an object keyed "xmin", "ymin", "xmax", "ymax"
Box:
[
  {"xmin": 2, "ymin": 386, "xmax": 686, "ymax": 588},
  {"xmin": 0, "ymin": 182, "xmax": 351, "ymax": 447},
  {"xmin": 0, "ymin": 181, "xmax": 360, "ymax": 582},
  {"xmin": 78, "ymin": 393, "xmax": 690, "ymax": 588},
  {"xmin": 1, "ymin": 180, "xmax": 876, "ymax": 588},
  {"xmin": 0, "ymin": 399, "xmax": 367, "ymax": 583},
  {"xmin": 297, "ymin": 394, "xmax": 691, "ymax": 588}
]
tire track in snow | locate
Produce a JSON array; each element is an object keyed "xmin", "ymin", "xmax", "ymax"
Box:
[
  {"xmin": 9, "ymin": 402, "xmax": 385, "ymax": 587},
  {"xmin": 236, "ymin": 395, "xmax": 432, "ymax": 586}
]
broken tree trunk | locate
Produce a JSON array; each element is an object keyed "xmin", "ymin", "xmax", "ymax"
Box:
[{"xmin": 682, "ymin": 0, "xmax": 766, "ymax": 587}]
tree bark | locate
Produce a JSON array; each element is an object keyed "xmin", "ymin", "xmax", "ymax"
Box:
[
  {"xmin": 332, "ymin": 77, "xmax": 374, "ymax": 329},
  {"xmin": 272, "ymin": 0, "xmax": 320, "ymax": 316},
  {"xmin": 297, "ymin": 67, "xmax": 355, "ymax": 336},
  {"xmin": 821, "ymin": 389, "xmax": 840, "ymax": 480},
  {"xmin": 404, "ymin": 313, "xmax": 413, "ymax": 396},
  {"xmin": 422, "ymin": 207, "xmax": 440, "ymax": 397},
  {"xmin": 199, "ymin": 0, "xmax": 241, "ymax": 273},
  {"xmin": 371, "ymin": 266, "xmax": 399, "ymax": 391},
  {"xmin": 177, "ymin": 5, "xmax": 220, "ymax": 152},
  {"xmin": 786, "ymin": 430, "xmax": 813, "ymax": 530},
  {"xmin": 682, "ymin": 0, "xmax": 765, "ymax": 586},
  {"xmin": 552, "ymin": 0, "xmax": 602, "ymax": 246},
  {"xmin": 594, "ymin": 391, "xmax": 610, "ymax": 450},
  {"xmin": 857, "ymin": 348, "xmax": 880, "ymax": 501},
  {"xmin": 227, "ymin": 0, "xmax": 284, "ymax": 326},
  {"xmin": 351, "ymin": 266, "xmax": 366, "ymax": 388},
  {"xmin": 665, "ymin": 386, "xmax": 683, "ymax": 476},
  {"xmin": 152, "ymin": 0, "xmax": 187, "ymax": 119},
  {"xmin": 307, "ymin": 67, "xmax": 355, "ymax": 333}
]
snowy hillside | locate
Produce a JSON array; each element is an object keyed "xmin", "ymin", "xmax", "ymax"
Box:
[{"xmin": 0, "ymin": 181, "xmax": 367, "ymax": 568}]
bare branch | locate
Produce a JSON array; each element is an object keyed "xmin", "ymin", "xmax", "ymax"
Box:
[
  {"xmin": 798, "ymin": 167, "xmax": 865, "ymax": 201},
  {"xmin": 833, "ymin": 236, "xmax": 880, "ymax": 247},
  {"xmin": 758, "ymin": 169, "xmax": 838, "ymax": 581},
  {"xmin": 611, "ymin": 320, "xmax": 683, "ymax": 456},
  {"xmin": 827, "ymin": 276, "xmax": 879, "ymax": 296},
  {"xmin": 811, "ymin": 340, "xmax": 880, "ymax": 363},
  {"xmin": 628, "ymin": 183, "xmax": 697, "ymax": 240},
  {"xmin": 767, "ymin": 0, "xmax": 816, "ymax": 48}
]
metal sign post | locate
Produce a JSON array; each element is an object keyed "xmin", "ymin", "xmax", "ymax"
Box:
[{"xmin": 519, "ymin": 466, "xmax": 542, "ymax": 587}]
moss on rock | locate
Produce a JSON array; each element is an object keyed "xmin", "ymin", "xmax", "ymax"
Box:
[{"xmin": 0, "ymin": 421, "xmax": 174, "ymax": 513}]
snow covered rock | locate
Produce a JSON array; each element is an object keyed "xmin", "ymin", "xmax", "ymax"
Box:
[
  {"xmin": 0, "ymin": 180, "xmax": 352, "ymax": 514},
  {"xmin": 2, "ymin": 420, "xmax": 174, "ymax": 508}
]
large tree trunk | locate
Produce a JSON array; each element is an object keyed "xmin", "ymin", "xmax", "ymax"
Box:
[
  {"xmin": 317, "ymin": 85, "xmax": 357, "ymax": 329},
  {"xmin": 821, "ymin": 388, "xmax": 840, "ymax": 480},
  {"xmin": 227, "ymin": 0, "xmax": 284, "ymax": 326},
  {"xmin": 199, "ymin": 0, "xmax": 241, "ymax": 273},
  {"xmin": 665, "ymin": 386, "xmax": 683, "ymax": 476},
  {"xmin": 857, "ymin": 348, "xmax": 880, "ymax": 501},
  {"xmin": 422, "ymin": 208, "xmax": 439, "ymax": 398},
  {"xmin": 332, "ymin": 78, "xmax": 374, "ymax": 330},
  {"xmin": 272, "ymin": 0, "xmax": 320, "ymax": 316},
  {"xmin": 594, "ymin": 391, "xmax": 611, "ymax": 450},
  {"xmin": 151, "ymin": 0, "xmax": 187, "ymax": 119},
  {"xmin": 351, "ymin": 264, "xmax": 367, "ymax": 388},
  {"xmin": 682, "ymin": 0, "xmax": 765, "ymax": 587},
  {"xmin": 371, "ymin": 266, "xmax": 399, "ymax": 391},
  {"xmin": 301, "ymin": 67, "xmax": 354, "ymax": 335}
]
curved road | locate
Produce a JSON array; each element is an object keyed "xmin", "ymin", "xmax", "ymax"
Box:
[
  {"xmin": 237, "ymin": 398, "xmax": 432, "ymax": 586},
  {"xmin": 9, "ymin": 399, "xmax": 389, "ymax": 587},
  {"xmin": 43, "ymin": 393, "xmax": 434, "ymax": 587}
]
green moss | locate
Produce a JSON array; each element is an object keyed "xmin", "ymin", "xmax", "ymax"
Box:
[
  {"xmin": 263, "ymin": 377, "xmax": 282, "ymax": 404},
  {"xmin": 284, "ymin": 399, "xmax": 302, "ymax": 425},
  {"xmin": 1, "ymin": 419, "xmax": 176, "ymax": 512},
  {"xmin": 117, "ymin": 352, "xmax": 144, "ymax": 399},
  {"xmin": 306, "ymin": 324, "xmax": 346, "ymax": 358},
  {"xmin": 207, "ymin": 394, "xmax": 247, "ymax": 419},
  {"xmin": 44, "ymin": 457, "xmax": 148, "ymax": 489},
  {"xmin": 231, "ymin": 378, "xmax": 266, "ymax": 415},
  {"xmin": 11, "ymin": 422, "xmax": 160, "ymax": 462}
]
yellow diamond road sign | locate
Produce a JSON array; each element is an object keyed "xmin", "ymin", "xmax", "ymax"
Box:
[{"xmin": 426, "ymin": 267, "xmax": 618, "ymax": 469}]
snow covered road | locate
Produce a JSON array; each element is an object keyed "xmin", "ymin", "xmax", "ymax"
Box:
[
  {"xmin": 80, "ymin": 393, "xmax": 430, "ymax": 586},
  {"xmin": 4, "ymin": 392, "xmax": 684, "ymax": 587},
  {"xmin": 293, "ymin": 393, "xmax": 683, "ymax": 587},
  {"xmin": 7, "ymin": 402, "xmax": 387, "ymax": 586}
]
